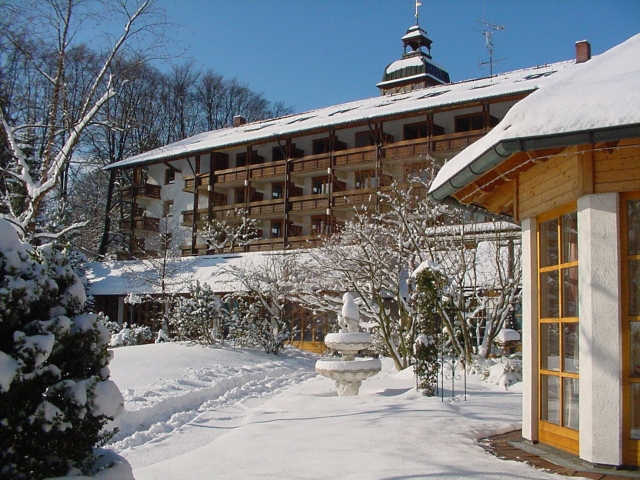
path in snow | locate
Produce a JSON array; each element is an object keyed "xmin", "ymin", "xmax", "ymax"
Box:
[
  {"xmin": 106, "ymin": 343, "xmax": 317, "ymax": 468},
  {"xmin": 100, "ymin": 343, "xmax": 563, "ymax": 480}
]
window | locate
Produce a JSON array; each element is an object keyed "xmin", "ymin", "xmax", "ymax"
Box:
[
  {"xmin": 355, "ymin": 131, "xmax": 375, "ymax": 148},
  {"xmin": 312, "ymin": 138, "xmax": 331, "ymax": 155},
  {"xmin": 164, "ymin": 168, "xmax": 176, "ymax": 185},
  {"xmin": 538, "ymin": 207, "xmax": 580, "ymax": 453},
  {"xmin": 271, "ymin": 221, "xmax": 282, "ymax": 239},
  {"xmin": 236, "ymin": 152, "xmax": 247, "ymax": 167},
  {"xmin": 403, "ymin": 122, "xmax": 427, "ymax": 140},
  {"xmin": 311, "ymin": 215, "xmax": 330, "ymax": 235},
  {"xmin": 162, "ymin": 200, "xmax": 174, "ymax": 218},
  {"xmin": 454, "ymin": 113, "xmax": 499, "ymax": 133},
  {"xmin": 234, "ymin": 188, "xmax": 245, "ymax": 204},
  {"xmin": 272, "ymin": 183, "xmax": 284, "ymax": 200},
  {"xmin": 272, "ymin": 146, "xmax": 285, "ymax": 161},
  {"xmin": 312, "ymin": 176, "xmax": 330, "ymax": 195},
  {"xmin": 355, "ymin": 170, "xmax": 378, "ymax": 190}
]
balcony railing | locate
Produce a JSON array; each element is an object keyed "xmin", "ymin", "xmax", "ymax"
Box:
[
  {"xmin": 333, "ymin": 146, "xmax": 377, "ymax": 169},
  {"xmin": 290, "ymin": 154, "xmax": 331, "ymax": 176},
  {"xmin": 118, "ymin": 216, "xmax": 160, "ymax": 233},
  {"xmin": 248, "ymin": 198, "xmax": 285, "ymax": 218},
  {"xmin": 249, "ymin": 160, "xmax": 286, "ymax": 182},
  {"xmin": 183, "ymin": 174, "xmax": 211, "ymax": 192},
  {"xmin": 332, "ymin": 188, "xmax": 378, "ymax": 210},
  {"xmin": 120, "ymin": 183, "xmax": 161, "ymax": 201},
  {"xmin": 289, "ymin": 194, "xmax": 330, "ymax": 214}
]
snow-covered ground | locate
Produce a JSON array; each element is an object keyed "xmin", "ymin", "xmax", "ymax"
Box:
[{"xmin": 73, "ymin": 343, "xmax": 565, "ymax": 479}]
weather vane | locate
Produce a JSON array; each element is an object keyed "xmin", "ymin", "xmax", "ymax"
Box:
[{"xmin": 415, "ymin": 0, "xmax": 422, "ymax": 25}]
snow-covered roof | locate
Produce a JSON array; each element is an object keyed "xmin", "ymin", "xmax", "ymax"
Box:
[
  {"xmin": 386, "ymin": 56, "xmax": 424, "ymax": 74},
  {"xmin": 87, "ymin": 251, "xmax": 288, "ymax": 296},
  {"xmin": 429, "ymin": 33, "xmax": 640, "ymax": 200},
  {"xmin": 401, "ymin": 25, "xmax": 429, "ymax": 42},
  {"xmin": 107, "ymin": 61, "xmax": 572, "ymax": 171}
]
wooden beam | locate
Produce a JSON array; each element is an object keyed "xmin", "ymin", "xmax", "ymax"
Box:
[{"xmin": 577, "ymin": 145, "xmax": 595, "ymax": 196}]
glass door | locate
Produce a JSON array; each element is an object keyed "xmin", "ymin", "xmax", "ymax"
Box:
[
  {"xmin": 622, "ymin": 193, "xmax": 640, "ymax": 466},
  {"xmin": 537, "ymin": 206, "xmax": 580, "ymax": 454}
]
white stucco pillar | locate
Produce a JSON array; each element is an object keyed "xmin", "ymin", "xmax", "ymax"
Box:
[
  {"xmin": 521, "ymin": 217, "xmax": 539, "ymax": 442},
  {"xmin": 578, "ymin": 192, "xmax": 623, "ymax": 466}
]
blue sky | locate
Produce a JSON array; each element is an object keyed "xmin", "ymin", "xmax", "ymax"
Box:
[{"xmin": 158, "ymin": 0, "xmax": 639, "ymax": 114}]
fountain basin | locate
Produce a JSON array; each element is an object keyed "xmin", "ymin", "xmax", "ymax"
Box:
[
  {"xmin": 315, "ymin": 357, "xmax": 382, "ymax": 396},
  {"xmin": 315, "ymin": 358, "xmax": 382, "ymax": 382},
  {"xmin": 324, "ymin": 332, "xmax": 373, "ymax": 354}
]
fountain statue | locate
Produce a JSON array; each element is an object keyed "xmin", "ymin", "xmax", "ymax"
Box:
[{"xmin": 315, "ymin": 293, "xmax": 382, "ymax": 396}]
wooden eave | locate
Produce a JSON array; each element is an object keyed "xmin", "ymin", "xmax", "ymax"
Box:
[{"xmin": 108, "ymin": 92, "xmax": 533, "ymax": 171}]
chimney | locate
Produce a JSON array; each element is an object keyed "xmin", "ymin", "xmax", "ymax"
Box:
[
  {"xmin": 233, "ymin": 115, "xmax": 247, "ymax": 127},
  {"xmin": 575, "ymin": 40, "xmax": 591, "ymax": 63}
]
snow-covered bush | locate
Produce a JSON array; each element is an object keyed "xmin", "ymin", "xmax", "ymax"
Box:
[
  {"xmin": 169, "ymin": 281, "xmax": 224, "ymax": 345},
  {"xmin": 469, "ymin": 354, "xmax": 523, "ymax": 390},
  {"xmin": 0, "ymin": 220, "xmax": 123, "ymax": 479},
  {"xmin": 224, "ymin": 294, "xmax": 293, "ymax": 355},
  {"xmin": 108, "ymin": 323, "xmax": 153, "ymax": 348}
]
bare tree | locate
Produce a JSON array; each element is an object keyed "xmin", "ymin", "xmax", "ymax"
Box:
[{"xmin": 0, "ymin": 0, "xmax": 167, "ymax": 240}]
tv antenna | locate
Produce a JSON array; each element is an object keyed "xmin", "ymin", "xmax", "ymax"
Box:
[{"xmin": 476, "ymin": 20, "xmax": 506, "ymax": 77}]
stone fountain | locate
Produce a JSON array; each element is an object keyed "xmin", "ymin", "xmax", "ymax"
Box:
[{"xmin": 315, "ymin": 293, "xmax": 382, "ymax": 396}]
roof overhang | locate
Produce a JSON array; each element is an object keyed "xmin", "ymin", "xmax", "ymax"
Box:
[{"xmin": 428, "ymin": 122, "xmax": 640, "ymax": 217}]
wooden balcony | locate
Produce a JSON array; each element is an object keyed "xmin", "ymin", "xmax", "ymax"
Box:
[
  {"xmin": 183, "ymin": 174, "xmax": 211, "ymax": 193},
  {"xmin": 287, "ymin": 235, "xmax": 324, "ymax": 250},
  {"xmin": 332, "ymin": 188, "xmax": 378, "ymax": 210},
  {"xmin": 384, "ymin": 131, "xmax": 485, "ymax": 162},
  {"xmin": 249, "ymin": 160, "xmax": 287, "ymax": 182},
  {"xmin": 215, "ymin": 167, "xmax": 248, "ymax": 186},
  {"xmin": 120, "ymin": 183, "xmax": 161, "ymax": 201},
  {"xmin": 246, "ymin": 237, "xmax": 285, "ymax": 252},
  {"xmin": 181, "ymin": 209, "xmax": 209, "ymax": 226},
  {"xmin": 290, "ymin": 154, "xmax": 331, "ymax": 177},
  {"xmin": 289, "ymin": 194, "xmax": 330, "ymax": 214},
  {"xmin": 180, "ymin": 243, "xmax": 209, "ymax": 256},
  {"xmin": 118, "ymin": 216, "xmax": 160, "ymax": 233},
  {"xmin": 248, "ymin": 198, "xmax": 285, "ymax": 218},
  {"xmin": 333, "ymin": 146, "xmax": 377, "ymax": 171}
]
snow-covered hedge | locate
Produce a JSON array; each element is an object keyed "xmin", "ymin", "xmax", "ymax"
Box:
[{"xmin": 0, "ymin": 220, "xmax": 123, "ymax": 479}]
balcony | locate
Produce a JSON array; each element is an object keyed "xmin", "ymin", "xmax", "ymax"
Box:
[
  {"xmin": 120, "ymin": 183, "xmax": 161, "ymax": 201},
  {"xmin": 332, "ymin": 188, "xmax": 378, "ymax": 211},
  {"xmin": 215, "ymin": 167, "xmax": 248, "ymax": 186},
  {"xmin": 183, "ymin": 174, "xmax": 211, "ymax": 193},
  {"xmin": 118, "ymin": 216, "xmax": 160, "ymax": 233},
  {"xmin": 289, "ymin": 194, "xmax": 330, "ymax": 214},
  {"xmin": 384, "ymin": 131, "xmax": 485, "ymax": 162},
  {"xmin": 181, "ymin": 209, "xmax": 209, "ymax": 227},
  {"xmin": 248, "ymin": 199, "xmax": 285, "ymax": 219},
  {"xmin": 287, "ymin": 235, "xmax": 324, "ymax": 250},
  {"xmin": 249, "ymin": 160, "xmax": 287, "ymax": 183},
  {"xmin": 333, "ymin": 146, "xmax": 377, "ymax": 171},
  {"xmin": 290, "ymin": 154, "xmax": 331, "ymax": 177}
]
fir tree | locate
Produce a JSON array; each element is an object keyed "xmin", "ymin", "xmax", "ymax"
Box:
[{"xmin": 0, "ymin": 220, "xmax": 122, "ymax": 479}]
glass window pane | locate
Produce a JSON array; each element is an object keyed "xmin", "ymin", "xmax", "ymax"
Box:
[
  {"xmin": 540, "ymin": 271, "xmax": 560, "ymax": 318},
  {"xmin": 540, "ymin": 218, "xmax": 559, "ymax": 267},
  {"xmin": 563, "ymin": 323, "xmax": 579, "ymax": 373},
  {"xmin": 630, "ymin": 260, "xmax": 640, "ymax": 317},
  {"xmin": 632, "ymin": 322, "xmax": 640, "ymax": 378},
  {"xmin": 562, "ymin": 266, "xmax": 579, "ymax": 317},
  {"xmin": 563, "ymin": 377, "xmax": 579, "ymax": 429},
  {"xmin": 541, "ymin": 323, "xmax": 560, "ymax": 371},
  {"xmin": 632, "ymin": 384, "xmax": 640, "ymax": 440},
  {"xmin": 628, "ymin": 199, "xmax": 640, "ymax": 256},
  {"xmin": 541, "ymin": 375, "xmax": 560, "ymax": 425},
  {"xmin": 562, "ymin": 212, "xmax": 578, "ymax": 263}
]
